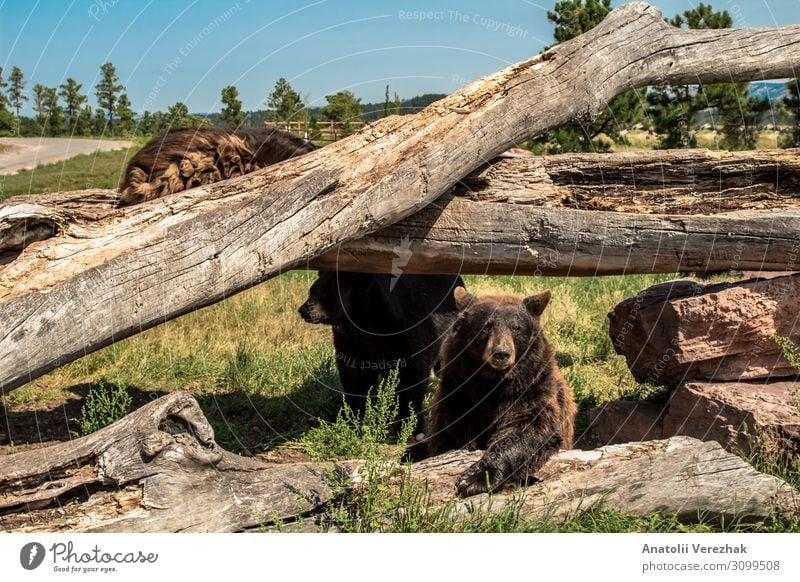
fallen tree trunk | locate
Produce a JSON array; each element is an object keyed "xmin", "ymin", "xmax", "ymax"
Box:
[
  {"xmin": 4, "ymin": 3, "xmax": 800, "ymax": 392},
  {"xmin": 410, "ymin": 438, "xmax": 798, "ymax": 525},
  {"xmin": 5, "ymin": 149, "xmax": 799, "ymax": 275},
  {"xmin": 0, "ymin": 392, "xmax": 362, "ymax": 532},
  {"xmin": 0, "ymin": 392, "xmax": 795, "ymax": 532},
  {"xmin": 609, "ymin": 274, "xmax": 800, "ymax": 385}
]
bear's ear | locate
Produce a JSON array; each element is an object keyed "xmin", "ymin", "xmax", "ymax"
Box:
[
  {"xmin": 453, "ymin": 287, "xmax": 475, "ymax": 311},
  {"xmin": 523, "ymin": 290, "xmax": 551, "ymax": 317}
]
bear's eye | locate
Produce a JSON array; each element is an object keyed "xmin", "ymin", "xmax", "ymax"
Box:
[{"xmin": 510, "ymin": 322, "xmax": 522, "ymax": 332}]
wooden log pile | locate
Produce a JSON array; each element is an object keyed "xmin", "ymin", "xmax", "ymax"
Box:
[
  {"xmin": 0, "ymin": 391, "xmax": 795, "ymax": 532},
  {"xmin": 591, "ymin": 275, "xmax": 800, "ymax": 460}
]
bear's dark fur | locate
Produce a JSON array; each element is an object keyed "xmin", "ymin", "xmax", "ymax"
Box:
[
  {"xmin": 298, "ymin": 271, "xmax": 464, "ymax": 425},
  {"xmin": 118, "ymin": 127, "xmax": 316, "ymax": 205},
  {"xmin": 427, "ymin": 287, "xmax": 576, "ymax": 497}
]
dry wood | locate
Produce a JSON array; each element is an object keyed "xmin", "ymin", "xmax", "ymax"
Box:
[
  {"xmin": 5, "ymin": 149, "xmax": 800, "ymax": 275},
  {"xmin": 0, "ymin": 391, "xmax": 361, "ymax": 532},
  {"xmin": 3, "ymin": 3, "xmax": 800, "ymax": 392},
  {"xmin": 410, "ymin": 437, "xmax": 799, "ymax": 524},
  {"xmin": 1, "ymin": 391, "xmax": 795, "ymax": 532},
  {"xmin": 609, "ymin": 274, "xmax": 800, "ymax": 385}
]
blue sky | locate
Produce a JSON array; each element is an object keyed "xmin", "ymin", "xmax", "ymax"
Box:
[{"xmin": 2, "ymin": 0, "xmax": 800, "ymax": 115}]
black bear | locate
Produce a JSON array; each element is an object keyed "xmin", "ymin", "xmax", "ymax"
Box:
[
  {"xmin": 298, "ymin": 271, "xmax": 464, "ymax": 427},
  {"xmin": 427, "ymin": 287, "xmax": 576, "ymax": 497}
]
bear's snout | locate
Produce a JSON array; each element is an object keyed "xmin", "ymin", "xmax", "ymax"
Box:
[
  {"xmin": 484, "ymin": 329, "xmax": 516, "ymax": 371},
  {"xmin": 298, "ymin": 300, "xmax": 325, "ymax": 324}
]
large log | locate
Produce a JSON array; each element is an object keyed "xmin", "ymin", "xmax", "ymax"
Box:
[
  {"xmin": 0, "ymin": 391, "xmax": 362, "ymax": 532},
  {"xmin": 609, "ymin": 274, "xmax": 800, "ymax": 386},
  {"xmin": 4, "ymin": 3, "xmax": 800, "ymax": 392},
  {"xmin": 1, "ymin": 392, "xmax": 795, "ymax": 532},
  {"xmin": 410, "ymin": 438, "xmax": 798, "ymax": 525},
  {"xmin": 4, "ymin": 149, "xmax": 800, "ymax": 275},
  {"xmin": 318, "ymin": 153, "xmax": 800, "ymax": 276}
]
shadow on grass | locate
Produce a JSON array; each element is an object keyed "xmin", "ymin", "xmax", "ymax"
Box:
[
  {"xmin": 0, "ymin": 382, "xmax": 165, "ymax": 449},
  {"xmin": 197, "ymin": 359, "xmax": 343, "ymax": 454},
  {"xmin": 1, "ymin": 361, "xmax": 342, "ymax": 456}
]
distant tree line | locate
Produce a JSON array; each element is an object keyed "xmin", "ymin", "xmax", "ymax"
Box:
[
  {"xmin": 1, "ymin": 1, "xmax": 799, "ymax": 149},
  {"xmin": 530, "ymin": 1, "xmax": 787, "ymax": 153}
]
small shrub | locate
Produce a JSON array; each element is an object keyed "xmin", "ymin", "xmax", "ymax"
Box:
[
  {"xmin": 301, "ymin": 367, "xmax": 415, "ymax": 461},
  {"xmin": 72, "ymin": 379, "xmax": 133, "ymax": 437}
]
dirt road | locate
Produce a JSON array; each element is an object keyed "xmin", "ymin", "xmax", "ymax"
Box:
[{"xmin": 0, "ymin": 137, "xmax": 133, "ymax": 175}]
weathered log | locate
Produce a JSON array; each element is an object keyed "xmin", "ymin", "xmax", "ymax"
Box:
[
  {"xmin": 0, "ymin": 391, "xmax": 362, "ymax": 532},
  {"xmin": 409, "ymin": 437, "xmax": 798, "ymax": 524},
  {"xmin": 609, "ymin": 274, "xmax": 800, "ymax": 386},
  {"xmin": 0, "ymin": 391, "xmax": 795, "ymax": 531},
  {"xmin": 5, "ymin": 149, "xmax": 800, "ymax": 275},
  {"xmin": 4, "ymin": 3, "xmax": 800, "ymax": 393},
  {"xmin": 663, "ymin": 380, "xmax": 800, "ymax": 459}
]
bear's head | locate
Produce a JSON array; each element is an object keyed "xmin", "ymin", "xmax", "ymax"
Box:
[
  {"xmin": 450, "ymin": 287, "xmax": 551, "ymax": 373},
  {"xmin": 298, "ymin": 271, "xmax": 355, "ymax": 325},
  {"xmin": 298, "ymin": 271, "xmax": 404, "ymax": 329}
]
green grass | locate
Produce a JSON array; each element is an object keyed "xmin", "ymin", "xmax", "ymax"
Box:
[{"xmin": 0, "ymin": 141, "xmax": 143, "ymax": 201}]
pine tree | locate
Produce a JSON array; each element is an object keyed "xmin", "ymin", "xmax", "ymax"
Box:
[
  {"xmin": 32, "ymin": 84, "xmax": 50, "ymax": 131},
  {"xmin": 95, "ymin": 62, "xmax": 124, "ymax": 133},
  {"xmin": 93, "ymin": 108, "xmax": 108, "ymax": 135},
  {"xmin": 58, "ymin": 78, "xmax": 88, "ymax": 134},
  {"xmin": 648, "ymin": 4, "xmax": 763, "ymax": 150},
  {"xmin": 533, "ymin": 0, "xmax": 641, "ymax": 153},
  {"xmin": 322, "ymin": 90, "xmax": 362, "ymax": 138},
  {"xmin": 785, "ymin": 79, "xmax": 800, "ymax": 147},
  {"xmin": 267, "ymin": 78, "xmax": 303, "ymax": 124},
  {"xmin": 393, "ymin": 92, "xmax": 401, "ymax": 116},
  {"xmin": 383, "ymin": 85, "xmax": 390, "ymax": 118},
  {"xmin": 116, "ymin": 93, "xmax": 135, "ymax": 135},
  {"xmin": 220, "ymin": 85, "xmax": 244, "ymax": 127},
  {"xmin": 77, "ymin": 106, "xmax": 94, "ymax": 136},
  {"xmin": 0, "ymin": 67, "xmax": 8, "ymax": 111},
  {"xmin": 7, "ymin": 66, "xmax": 28, "ymax": 119}
]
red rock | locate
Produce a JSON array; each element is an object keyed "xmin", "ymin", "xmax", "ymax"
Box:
[
  {"xmin": 582, "ymin": 400, "xmax": 666, "ymax": 447},
  {"xmin": 608, "ymin": 274, "xmax": 800, "ymax": 386},
  {"xmin": 662, "ymin": 379, "xmax": 800, "ymax": 459}
]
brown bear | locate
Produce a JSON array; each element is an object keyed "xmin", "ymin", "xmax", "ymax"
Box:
[
  {"xmin": 427, "ymin": 287, "xmax": 576, "ymax": 497},
  {"xmin": 118, "ymin": 126, "xmax": 316, "ymax": 205}
]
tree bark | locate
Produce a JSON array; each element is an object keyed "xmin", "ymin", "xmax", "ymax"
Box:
[
  {"xmin": 1, "ymin": 392, "xmax": 795, "ymax": 532},
  {"xmin": 5, "ymin": 149, "xmax": 799, "ymax": 277},
  {"xmin": 609, "ymin": 274, "xmax": 800, "ymax": 386},
  {"xmin": 3, "ymin": 3, "xmax": 800, "ymax": 392},
  {"xmin": 409, "ymin": 437, "xmax": 798, "ymax": 525},
  {"xmin": 0, "ymin": 391, "xmax": 361, "ymax": 532}
]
